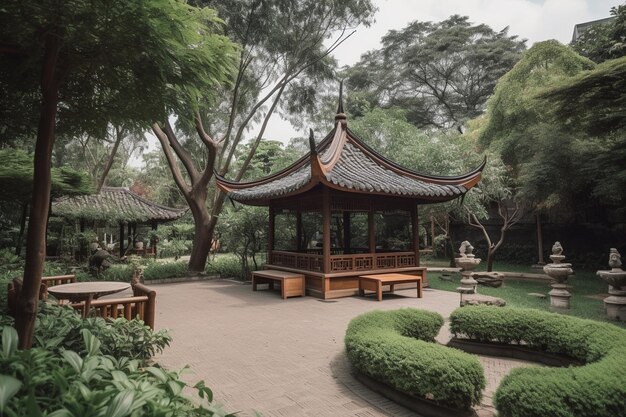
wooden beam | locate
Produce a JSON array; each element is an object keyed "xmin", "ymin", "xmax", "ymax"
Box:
[{"xmin": 322, "ymin": 187, "xmax": 331, "ymax": 273}]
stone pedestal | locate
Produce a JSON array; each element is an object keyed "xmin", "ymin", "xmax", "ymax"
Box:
[
  {"xmin": 543, "ymin": 242, "xmax": 573, "ymax": 309},
  {"xmin": 455, "ymin": 241, "xmax": 481, "ymax": 296},
  {"xmin": 548, "ymin": 284, "xmax": 572, "ymax": 309},
  {"xmin": 597, "ymin": 249, "xmax": 626, "ymax": 322}
]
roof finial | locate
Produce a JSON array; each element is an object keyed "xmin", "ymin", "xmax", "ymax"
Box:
[
  {"xmin": 335, "ymin": 80, "xmax": 347, "ymax": 123},
  {"xmin": 308, "ymin": 128, "xmax": 316, "ymax": 155}
]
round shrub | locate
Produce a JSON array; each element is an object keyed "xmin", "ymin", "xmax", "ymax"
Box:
[
  {"xmin": 345, "ymin": 309, "xmax": 485, "ymax": 410},
  {"xmin": 450, "ymin": 306, "xmax": 626, "ymax": 417}
]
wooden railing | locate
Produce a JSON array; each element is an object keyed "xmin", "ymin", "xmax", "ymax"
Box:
[
  {"xmin": 72, "ymin": 283, "xmax": 156, "ymax": 329},
  {"xmin": 269, "ymin": 251, "xmax": 416, "ymax": 273},
  {"xmin": 7, "ymin": 275, "xmax": 77, "ymax": 316},
  {"xmin": 271, "ymin": 251, "xmax": 323, "ymax": 272},
  {"xmin": 330, "ymin": 252, "xmax": 416, "ymax": 272}
]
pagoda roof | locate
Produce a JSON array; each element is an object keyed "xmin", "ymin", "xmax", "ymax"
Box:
[
  {"xmin": 52, "ymin": 186, "xmax": 186, "ymax": 223},
  {"xmin": 216, "ymin": 89, "xmax": 485, "ymax": 206}
]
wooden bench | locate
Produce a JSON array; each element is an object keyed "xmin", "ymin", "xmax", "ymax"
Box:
[
  {"xmin": 72, "ymin": 283, "xmax": 156, "ymax": 329},
  {"xmin": 359, "ymin": 272, "xmax": 425, "ymax": 302},
  {"xmin": 251, "ymin": 270, "xmax": 305, "ymax": 299}
]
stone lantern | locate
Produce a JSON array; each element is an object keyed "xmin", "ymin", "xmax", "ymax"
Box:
[
  {"xmin": 596, "ymin": 248, "xmax": 626, "ymax": 321},
  {"xmin": 455, "ymin": 241, "xmax": 481, "ymax": 295},
  {"xmin": 543, "ymin": 242, "xmax": 574, "ymax": 308}
]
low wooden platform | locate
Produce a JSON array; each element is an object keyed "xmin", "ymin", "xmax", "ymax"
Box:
[
  {"xmin": 251, "ymin": 270, "xmax": 305, "ymax": 299},
  {"xmin": 359, "ymin": 272, "xmax": 424, "ymax": 302}
]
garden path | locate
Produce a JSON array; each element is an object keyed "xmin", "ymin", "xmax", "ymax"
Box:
[{"xmin": 154, "ymin": 280, "xmax": 531, "ymax": 417}]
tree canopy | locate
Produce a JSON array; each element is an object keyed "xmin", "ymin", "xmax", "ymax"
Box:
[
  {"xmin": 346, "ymin": 15, "xmax": 526, "ymax": 130},
  {"xmin": 571, "ymin": 4, "xmax": 626, "ymax": 63},
  {"xmin": 537, "ymin": 56, "xmax": 626, "ymax": 136},
  {"xmin": 0, "ymin": 0, "xmax": 237, "ymax": 143}
]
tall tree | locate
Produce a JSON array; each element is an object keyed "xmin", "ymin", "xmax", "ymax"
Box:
[
  {"xmin": 153, "ymin": 0, "xmax": 376, "ymax": 272},
  {"xmin": 0, "ymin": 0, "xmax": 236, "ymax": 348},
  {"xmin": 477, "ymin": 40, "xmax": 595, "ymax": 211},
  {"xmin": 536, "ymin": 56, "xmax": 626, "ymax": 207},
  {"xmin": 346, "ymin": 15, "xmax": 526, "ymax": 130},
  {"xmin": 571, "ymin": 4, "xmax": 626, "ymax": 63}
]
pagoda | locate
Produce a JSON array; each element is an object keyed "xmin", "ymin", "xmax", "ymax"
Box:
[{"xmin": 216, "ymin": 87, "xmax": 484, "ymax": 299}]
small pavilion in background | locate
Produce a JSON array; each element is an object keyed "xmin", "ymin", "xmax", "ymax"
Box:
[
  {"xmin": 52, "ymin": 186, "xmax": 186, "ymax": 258},
  {"xmin": 216, "ymin": 87, "xmax": 485, "ymax": 299}
]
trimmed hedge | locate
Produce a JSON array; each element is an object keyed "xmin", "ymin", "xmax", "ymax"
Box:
[
  {"xmin": 450, "ymin": 306, "xmax": 626, "ymax": 417},
  {"xmin": 345, "ymin": 309, "xmax": 485, "ymax": 410}
]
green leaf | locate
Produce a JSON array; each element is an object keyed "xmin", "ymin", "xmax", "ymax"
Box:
[
  {"xmin": 0, "ymin": 374, "xmax": 21, "ymax": 412},
  {"xmin": 167, "ymin": 380, "xmax": 183, "ymax": 396},
  {"xmin": 81, "ymin": 329, "xmax": 101, "ymax": 356},
  {"xmin": 1, "ymin": 327, "xmax": 18, "ymax": 357},
  {"xmin": 195, "ymin": 380, "xmax": 213, "ymax": 402},
  {"xmin": 105, "ymin": 390, "xmax": 134, "ymax": 417},
  {"xmin": 61, "ymin": 350, "xmax": 83, "ymax": 374},
  {"xmin": 47, "ymin": 409, "xmax": 75, "ymax": 417},
  {"xmin": 145, "ymin": 366, "xmax": 168, "ymax": 383}
]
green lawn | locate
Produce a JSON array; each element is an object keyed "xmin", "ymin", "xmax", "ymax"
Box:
[{"xmin": 425, "ymin": 266, "xmax": 623, "ymax": 326}]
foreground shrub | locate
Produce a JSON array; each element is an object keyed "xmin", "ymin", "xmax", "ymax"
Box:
[
  {"xmin": 345, "ymin": 309, "xmax": 485, "ymax": 410},
  {"xmin": 0, "ymin": 326, "xmax": 231, "ymax": 417},
  {"xmin": 4, "ymin": 303, "xmax": 171, "ymax": 360},
  {"xmin": 450, "ymin": 306, "xmax": 626, "ymax": 417}
]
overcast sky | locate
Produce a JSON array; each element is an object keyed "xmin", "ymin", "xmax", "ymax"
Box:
[{"xmin": 259, "ymin": 0, "xmax": 622, "ymax": 142}]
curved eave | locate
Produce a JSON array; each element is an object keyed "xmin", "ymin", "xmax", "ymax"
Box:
[
  {"xmin": 216, "ymin": 116, "xmax": 486, "ymax": 205},
  {"xmin": 214, "ymin": 128, "xmax": 337, "ymax": 191}
]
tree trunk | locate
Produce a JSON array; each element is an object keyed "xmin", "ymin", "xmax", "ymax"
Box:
[
  {"xmin": 15, "ymin": 33, "xmax": 61, "ymax": 349},
  {"xmin": 96, "ymin": 125, "xmax": 124, "ymax": 193},
  {"xmin": 187, "ymin": 191, "xmax": 216, "ymax": 272},
  {"xmin": 486, "ymin": 250, "xmax": 495, "ymax": 272},
  {"xmin": 15, "ymin": 202, "xmax": 28, "ymax": 256}
]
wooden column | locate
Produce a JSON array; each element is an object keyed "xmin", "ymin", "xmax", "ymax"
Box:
[
  {"xmin": 368, "ymin": 206, "xmax": 376, "ymax": 254},
  {"xmin": 322, "ymin": 188, "xmax": 331, "ymax": 273},
  {"xmin": 151, "ymin": 221, "xmax": 158, "ymax": 258},
  {"xmin": 268, "ymin": 203, "xmax": 275, "ymax": 263},
  {"xmin": 119, "ymin": 223, "xmax": 125, "ymax": 258},
  {"xmin": 296, "ymin": 211, "xmax": 302, "ymax": 252},
  {"xmin": 411, "ymin": 203, "xmax": 420, "ymax": 267},
  {"xmin": 430, "ymin": 215, "xmax": 435, "ymax": 250},
  {"xmin": 127, "ymin": 223, "xmax": 133, "ymax": 252},
  {"xmin": 343, "ymin": 211, "xmax": 351, "ymax": 253}
]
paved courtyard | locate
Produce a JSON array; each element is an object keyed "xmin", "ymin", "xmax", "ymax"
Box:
[{"xmin": 153, "ymin": 280, "xmax": 532, "ymax": 417}]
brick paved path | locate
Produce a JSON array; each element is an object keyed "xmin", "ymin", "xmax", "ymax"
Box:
[{"xmin": 154, "ymin": 280, "xmax": 533, "ymax": 417}]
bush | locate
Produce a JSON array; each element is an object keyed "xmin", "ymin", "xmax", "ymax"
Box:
[
  {"xmin": 143, "ymin": 261, "xmax": 188, "ymax": 281},
  {"xmin": 101, "ymin": 263, "xmax": 134, "ymax": 281},
  {"xmin": 206, "ymin": 255, "xmax": 247, "ymax": 280},
  {"xmin": 0, "ymin": 326, "xmax": 231, "ymax": 417},
  {"xmin": 345, "ymin": 309, "xmax": 485, "ymax": 410},
  {"xmin": 449, "ymin": 306, "xmax": 626, "ymax": 417}
]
